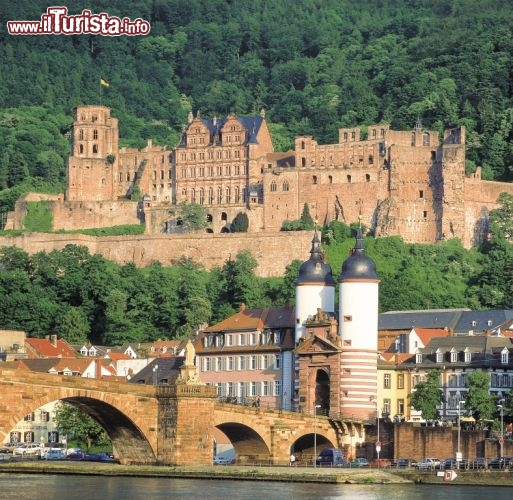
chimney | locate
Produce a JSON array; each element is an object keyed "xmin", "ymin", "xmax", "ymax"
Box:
[
  {"xmin": 50, "ymin": 335, "xmax": 57, "ymax": 347},
  {"xmin": 96, "ymin": 359, "xmax": 102, "ymax": 379},
  {"xmin": 239, "ymin": 303, "xmax": 246, "ymax": 312}
]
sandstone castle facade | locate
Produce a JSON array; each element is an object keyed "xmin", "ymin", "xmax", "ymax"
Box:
[{"xmin": 11, "ymin": 105, "xmax": 513, "ymax": 249}]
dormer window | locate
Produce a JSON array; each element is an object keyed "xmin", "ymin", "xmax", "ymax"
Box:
[
  {"xmin": 501, "ymin": 347, "xmax": 509, "ymax": 365},
  {"xmin": 464, "ymin": 347, "xmax": 471, "ymax": 363},
  {"xmin": 416, "ymin": 351, "xmax": 422, "ymax": 364},
  {"xmin": 450, "ymin": 348, "xmax": 457, "ymax": 363},
  {"xmin": 436, "ymin": 348, "xmax": 443, "ymax": 363},
  {"xmin": 472, "ymin": 320, "xmax": 477, "ymax": 327}
]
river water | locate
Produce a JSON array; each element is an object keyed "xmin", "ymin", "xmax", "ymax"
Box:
[{"xmin": 0, "ymin": 474, "xmax": 511, "ymax": 500}]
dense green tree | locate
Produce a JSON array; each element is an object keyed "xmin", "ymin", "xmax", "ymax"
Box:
[
  {"xmin": 409, "ymin": 369, "xmax": 444, "ymax": 421},
  {"xmin": 170, "ymin": 202, "xmax": 209, "ymax": 232},
  {"xmin": 465, "ymin": 370, "xmax": 496, "ymax": 421},
  {"xmin": 53, "ymin": 402, "xmax": 110, "ymax": 451},
  {"xmin": 230, "ymin": 212, "xmax": 249, "ymax": 232}
]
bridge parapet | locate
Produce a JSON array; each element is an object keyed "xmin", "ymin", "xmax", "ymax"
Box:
[{"xmin": 157, "ymin": 384, "xmax": 216, "ymax": 398}]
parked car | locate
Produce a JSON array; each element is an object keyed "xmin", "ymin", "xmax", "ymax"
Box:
[
  {"xmin": 84, "ymin": 452, "xmax": 119, "ymax": 463},
  {"xmin": 347, "ymin": 457, "xmax": 369, "ymax": 468},
  {"xmin": 42, "ymin": 449, "xmax": 66, "ymax": 460},
  {"xmin": 213, "ymin": 456, "xmax": 234, "ymax": 465},
  {"xmin": 371, "ymin": 458, "xmax": 392, "ymax": 468},
  {"xmin": 440, "ymin": 458, "xmax": 467, "ymax": 469},
  {"xmin": 415, "ymin": 458, "xmax": 440, "ymax": 469},
  {"xmin": 391, "ymin": 458, "xmax": 415, "ymax": 468},
  {"xmin": 468, "ymin": 458, "xmax": 488, "ymax": 469},
  {"xmin": 66, "ymin": 451, "xmax": 86, "ymax": 461},
  {"xmin": 316, "ymin": 448, "xmax": 345, "ymax": 467},
  {"xmin": 13, "ymin": 443, "xmax": 42, "ymax": 456},
  {"xmin": 488, "ymin": 456, "xmax": 513, "ymax": 469}
]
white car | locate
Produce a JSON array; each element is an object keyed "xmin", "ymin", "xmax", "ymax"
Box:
[
  {"xmin": 213, "ymin": 456, "xmax": 233, "ymax": 465},
  {"xmin": 415, "ymin": 457, "xmax": 441, "ymax": 469},
  {"xmin": 13, "ymin": 443, "xmax": 42, "ymax": 455}
]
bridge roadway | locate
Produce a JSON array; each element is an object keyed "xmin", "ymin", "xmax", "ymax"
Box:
[{"xmin": 0, "ymin": 368, "xmax": 365, "ymax": 466}]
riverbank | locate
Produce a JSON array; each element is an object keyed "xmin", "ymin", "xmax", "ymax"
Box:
[{"xmin": 2, "ymin": 461, "xmax": 513, "ymax": 486}]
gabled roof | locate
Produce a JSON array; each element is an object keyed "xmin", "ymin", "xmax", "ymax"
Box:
[
  {"xmin": 105, "ymin": 352, "xmax": 131, "ymax": 361},
  {"xmin": 49, "ymin": 358, "xmax": 95, "ymax": 374},
  {"xmin": 294, "ymin": 334, "xmax": 340, "ymax": 354},
  {"xmin": 129, "ymin": 357, "xmax": 185, "ymax": 385},
  {"xmin": 411, "ymin": 327, "xmax": 450, "ymax": 346},
  {"xmin": 454, "ymin": 310, "xmax": 513, "ymax": 334},
  {"xmin": 25, "ymin": 337, "xmax": 77, "ymax": 358},
  {"xmin": 204, "ymin": 305, "xmax": 294, "ymax": 333}
]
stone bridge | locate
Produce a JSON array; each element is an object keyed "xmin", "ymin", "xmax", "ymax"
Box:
[{"xmin": 0, "ymin": 368, "xmax": 366, "ymax": 465}]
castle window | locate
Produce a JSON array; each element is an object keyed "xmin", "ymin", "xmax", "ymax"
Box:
[
  {"xmin": 225, "ymin": 151, "xmax": 230, "ymax": 159},
  {"xmin": 191, "ymin": 188, "xmax": 196, "ymax": 203},
  {"xmin": 347, "ymin": 175, "xmax": 352, "ymax": 183},
  {"xmin": 225, "ymin": 166, "xmax": 231, "ymax": 176},
  {"xmin": 226, "ymin": 188, "xmax": 231, "ymax": 203},
  {"xmin": 181, "ymin": 168, "xmax": 187, "ymax": 178},
  {"xmin": 160, "ymin": 170, "xmax": 165, "ymax": 180},
  {"xmin": 199, "ymin": 167, "xmax": 205, "ymax": 176},
  {"xmin": 92, "ymin": 115, "xmax": 97, "ymax": 123},
  {"xmin": 366, "ymin": 174, "xmax": 371, "ymax": 182},
  {"xmin": 423, "ymin": 133, "xmax": 430, "ymax": 146},
  {"xmin": 423, "ymin": 211, "xmax": 427, "ymax": 218},
  {"xmin": 411, "ymin": 133, "xmax": 416, "ymax": 146},
  {"xmin": 328, "ymin": 175, "xmax": 333, "ymax": 184},
  {"xmin": 431, "ymin": 151, "xmax": 436, "ymax": 160},
  {"xmin": 301, "ymin": 157, "xmax": 306, "ymax": 167},
  {"xmin": 208, "ymin": 167, "xmax": 213, "ymax": 176},
  {"xmin": 217, "ymin": 187, "xmax": 222, "ymax": 204},
  {"xmin": 126, "ymin": 173, "xmax": 130, "ymax": 181},
  {"xmin": 381, "ymin": 129, "xmax": 385, "ymax": 137},
  {"xmin": 92, "ymin": 144, "xmax": 98, "ymax": 153},
  {"xmin": 217, "ymin": 151, "xmax": 222, "ymax": 159},
  {"xmin": 200, "ymin": 137, "xmax": 205, "ymax": 144},
  {"xmin": 208, "ymin": 151, "xmax": 213, "ymax": 160},
  {"xmin": 119, "ymin": 173, "xmax": 123, "ymax": 182},
  {"xmin": 351, "ymin": 131, "xmax": 355, "ymax": 140},
  {"xmin": 181, "ymin": 188, "xmax": 187, "ymax": 199},
  {"xmin": 235, "ymin": 150, "xmax": 240, "ymax": 159},
  {"xmin": 372, "ymin": 129, "xmax": 376, "ymax": 138},
  {"xmin": 190, "ymin": 152, "xmax": 196, "ymax": 161},
  {"xmin": 79, "ymin": 144, "xmax": 84, "ymax": 154},
  {"xmin": 79, "ymin": 129, "xmax": 84, "ymax": 140},
  {"xmin": 206, "ymin": 214, "xmax": 213, "ymax": 222},
  {"xmin": 283, "ymin": 181, "xmax": 289, "ymax": 191},
  {"xmin": 199, "ymin": 152, "xmax": 204, "ymax": 160},
  {"xmin": 208, "ymin": 188, "xmax": 214, "ymax": 204},
  {"xmin": 270, "ymin": 181, "xmax": 277, "ymax": 192},
  {"xmin": 235, "ymin": 186, "xmax": 240, "ymax": 203},
  {"xmin": 190, "ymin": 168, "xmax": 195, "ymax": 177},
  {"xmin": 368, "ymin": 155, "xmax": 373, "ymax": 164},
  {"xmin": 181, "ymin": 153, "xmax": 186, "ymax": 161},
  {"xmin": 343, "ymin": 132, "xmax": 348, "ymax": 141},
  {"xmin": 235, "ymin": 165, "xmax": 240, "ymax": 175},
  {"xmin": 199, "ymin": 188, "xmax": 205, "ymax": 204},
  {"xmin": 93, "ymin": 130, "xmax": 98, "ymax": 140},
  {"xmin": 190, "ymin": 137, "xmax": 195, "ymax": 144},
  {"xmin": 419, "ymin": 190, "xmax": 424, "ymax": 198},
  {"xmin": 312, "ymin": 175, "xmax": 317, "ymax": 185}
]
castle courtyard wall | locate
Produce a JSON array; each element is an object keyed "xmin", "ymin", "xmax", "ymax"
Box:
[{"xmin": 0, "ymin": 231, "xmax": 312, "ymax": 277}]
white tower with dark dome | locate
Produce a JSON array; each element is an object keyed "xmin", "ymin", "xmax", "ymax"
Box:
[
  {"xmin": 338, "ymin": 229, "xmax": 380, "ymax": 420},
  {"xmin": 294, "ymin": 230, "xmax": 335, "ymax": 344}
]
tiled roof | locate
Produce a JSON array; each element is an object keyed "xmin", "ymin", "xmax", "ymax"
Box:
[
  {"xmin": 379, "ymin": 309, "xmax": 468, "ymax": 331},
  {"xmin": 204, "ymin": 305, "xmax": 294, "ymax": 333},
  {"xmin": 454, "ymin": 310, "xmax": 513, "ymax": 334},
  {"xmin": 25, "ymin": 337, "xmax": 77, "ymax": 358},
  {"xmin": 412, "ymin": 328, "xmax": 450, "ymax": 346}
]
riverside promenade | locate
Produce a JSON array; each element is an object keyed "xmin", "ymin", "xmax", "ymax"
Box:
[{"xmin": 2, "ymin": 461, "xmax": 513, "ymax": 486}]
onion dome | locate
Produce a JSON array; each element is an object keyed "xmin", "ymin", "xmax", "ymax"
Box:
[
  {"xmin": 295, "ymin": 230, "xmax": 335, "ymax": 286},
  {"xmin": 339, "ymin": 229, "xmax": 379, "ymax": 281}
]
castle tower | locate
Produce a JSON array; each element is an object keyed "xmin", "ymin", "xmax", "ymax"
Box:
[
  {"xmin": 294, "ymin": 229, "xmax": 335, "ymax": 344},
  {"xmin": 338, "ymin": 229, "xmax": 380, "ymax": 419},
  {"xmin": 66, "ymin": 105, "xmax": 119, "ymax": 202}
]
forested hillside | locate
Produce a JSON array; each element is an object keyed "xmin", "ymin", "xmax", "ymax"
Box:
[{"xmin": 2, "ymin": 0, "xmax": 513, "ymax": 206}]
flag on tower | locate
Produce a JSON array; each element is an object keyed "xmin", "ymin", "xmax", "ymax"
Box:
[{"xmin": 100, "ymin": 78, "xmax": 110, "ymax": 88}]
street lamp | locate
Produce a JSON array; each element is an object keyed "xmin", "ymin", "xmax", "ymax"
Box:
[
  {"xmin": 457, "ymin": 400, "xmax": 466, "ymax": 465},
  {"xmin": 313, "ymin": 404, "xmax": 321, "ymax": 467},
  {"xmin": 498, "ymin": 399, "xmax": 505, "ymax": 460},
  {"xmin": 376, "ymin": 408, "xmax": 381, "ymax": 468}
]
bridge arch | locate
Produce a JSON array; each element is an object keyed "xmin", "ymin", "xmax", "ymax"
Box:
[
  {"xmin": 215, "ymin": 422, "xmax": 270, "ymax": 463},
  {"xmin": 0, "ymin": 370, "xmax": 159, "ymax": 464}
]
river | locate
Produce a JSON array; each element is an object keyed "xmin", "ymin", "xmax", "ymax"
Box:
[{"xmin": 0, "ymin": 474, "xmax": 512, "ymax": 500}]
